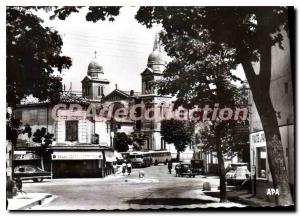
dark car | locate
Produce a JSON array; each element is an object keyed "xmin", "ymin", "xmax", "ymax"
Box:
[
  {"xmin": 191, "ymin": 159, "xmax": 205, "ymax": 175},
  {"xmin": 14, "ymin": 165, "xmax": 51, "ymax": 182},
  {"xmin": 175, "ymin": 163, "xmax": 196, "ymax": 178}
]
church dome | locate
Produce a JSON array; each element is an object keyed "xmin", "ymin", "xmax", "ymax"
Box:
[
  {"xmin": 147, "ymin": 49, "xmax": 165, "ymax": 66},
  {"xmin": 87, "ymin": 60, "xmax": 103, "ymax": 74}
]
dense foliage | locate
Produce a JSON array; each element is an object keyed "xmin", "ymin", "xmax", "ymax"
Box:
[
  {"xmin": 161, "ymin": 119, "xmax": 194, "ymax": 160},
  {"xmin": 7, "ymin": 7, "xmax": 72, "ymax": 107}
]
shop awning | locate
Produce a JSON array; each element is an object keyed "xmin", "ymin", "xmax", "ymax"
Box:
[
  {"xmin": 105, "ymin": 151, "xmax": 117, "ymax": 162},
  {"xmin": 52, "ymin": 151, "xmax": 103, "ymax": 160}
]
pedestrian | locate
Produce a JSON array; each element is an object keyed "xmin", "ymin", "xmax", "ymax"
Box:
[
  {"xmin": 175, "ymin": 163, "xmax": 181, "ymax": 177},
  {"xmin": 127, "ymin": 162, "xmax": 132, "ymax": 175},
  {"xmin": 167, "ymin": 161, "xmax": 173, "ymax": 174},
  {"xmin": 122, "ymin": 161, "xmax": 127, "ymax": 176}
]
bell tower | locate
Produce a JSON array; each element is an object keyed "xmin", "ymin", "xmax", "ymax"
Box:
[
  {"xmin": 141, "ymin": 34, "xmax": 166, "ymax": 95},
  {"xmin": 81, "ymin": 51, "xmax": 110, "ymax": 100}
]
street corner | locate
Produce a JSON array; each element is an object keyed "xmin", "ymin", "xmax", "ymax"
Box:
[{"xmin": 7, "ymin": 193, "xmax": 53, "ymax": 210}]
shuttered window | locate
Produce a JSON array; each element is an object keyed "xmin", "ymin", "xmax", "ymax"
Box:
[{"xmin": 65, "ymin": 120, "xmax": 78, "ymax": 141}]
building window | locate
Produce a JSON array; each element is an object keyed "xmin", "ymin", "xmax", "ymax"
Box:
[
  {"xmin": 257, "ymin": 147, "xmax": 267, "ymax": 178},
  {"xmin": 65, "ymin": 120, "xmax": 78, "ymax": 141},
  {"xmin": 98, "ymin": 86, "xmax": 101, "ymax": 96}
]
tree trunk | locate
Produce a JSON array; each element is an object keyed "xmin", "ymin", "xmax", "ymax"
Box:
[
  {"xmin": 252, "ymin": 91, "xmax": 293, "ymax": 205},
  {"xmin": 241, "ymin": 43, "xmax": 293, "ymax": 205},
  {"xmin": 216, "ymin": 138, "xmax": 227, "ymax": 202},
  {"xmin": 40, "ymin": 154, "xmax": 44, "ymax": 170},
  {"xmin": 176, "ymin": 150, "xmax": 180, "ymax": 162}
]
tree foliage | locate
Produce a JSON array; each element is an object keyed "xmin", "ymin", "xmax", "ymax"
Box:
[
  {"xmin": 32, "ymin": 127, "xmax": 54, "ymax": 152},
  {"xmin": 48, "ymin": 6, "xmax": 122, "ymax": 22},
  {"xmin": 6, "ymin": 112, "xmax": 32, "ymax": 144},
  {"xmin": 7, "ymin": 7, "xmax": 72, "ymax": 107},
  {"xmin": 161, "ymin": 119, "xmax": 194, "ymax": 156},
  {"xmin": 113, "ymin": 132, "xmax": 132, "ymax": 152},
  {"xmin": 130, "ymin": 132, "xmax": 147, "ymax": 151},
  {"xmin": 31, "ymin": 127, "xmax": 53, "ymax": 169}
]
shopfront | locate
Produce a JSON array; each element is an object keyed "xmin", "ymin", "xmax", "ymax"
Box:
[
  {"xmin": 250, "ymin": 128, "xmax": 294, "ymax": 198},
  {"xmin": 51, "ymin": 150, "xmax": 104, "ymax": 178}
]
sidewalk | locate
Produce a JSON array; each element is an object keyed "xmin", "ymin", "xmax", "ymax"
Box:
[
  {"xmin": 228, "ymin": 191, "xmax": 276, "ymax": 207},
  {"xmin": 7, "ymin": 193, "xmax": 52, "ymax": 210},
  {"xmin": 204, "ymin": 190, "xmax": 276, "ymax": 207}
]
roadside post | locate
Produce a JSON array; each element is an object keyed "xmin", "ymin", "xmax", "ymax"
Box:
[{"xmin": 139, "ymin": 170, "xmax": 145, "ymax": 178}]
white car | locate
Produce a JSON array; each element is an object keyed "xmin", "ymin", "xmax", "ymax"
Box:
[{"xmin": 225, "ymin": 163, "xmax": 250, "ymax": 185}]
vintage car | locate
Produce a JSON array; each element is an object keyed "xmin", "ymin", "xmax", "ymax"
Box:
[
  {"xmin": 191, "ymin": 159, "xmax": 205, "ymax": 175},
  {"xmin": 175, "ymin": 163, "xmax": 196, "ymax": 178},
  {"xmin": 225, "ymin": 163, "xmax": 250, "ymax": 185},
  {"xmin": 14, "ymin": 165, "xmax": 51, "ymax": 182}
]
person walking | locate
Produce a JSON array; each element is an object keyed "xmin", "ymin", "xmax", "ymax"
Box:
[
  {"xmin": 127, "ymin": 162, "xmax": 132, "ymax": 175},
  {"xmin": 167, "ymin": 161, "xmax": 173, "ymax": 174},
  {"xmin": 122, "ymin": 161, "xmax": 127, "ymax": 176}
]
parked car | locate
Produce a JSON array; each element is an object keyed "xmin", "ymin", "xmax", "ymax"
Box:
[
  {"xmin": 191, "ymin": 159, "xmax": 205, "ymax": 175},
  {"xmin": 175, "ymin": 163, "xmax": 196, "ymax": 178},
  {"xmin": 14, "ymin": 165, "xmax": 51, "ymax": 182},
  {"xmin": 225, "ymin": 163, "xmax": 250, "ymax": 185}
]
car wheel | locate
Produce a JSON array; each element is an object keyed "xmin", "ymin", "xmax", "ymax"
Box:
[
  {"xmin": 33, "ymin": 179, "xmax": 38, "ymax": 182},
  {"xmin": 193, "ymin": 175, "xmax": 195, "ymax": 178}
]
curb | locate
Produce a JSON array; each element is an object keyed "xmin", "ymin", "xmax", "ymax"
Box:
[{"xmin": 9, "ymin": 194, "xmax": 52, "ymax": 210}]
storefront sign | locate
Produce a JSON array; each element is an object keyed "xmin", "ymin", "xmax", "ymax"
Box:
[
  {"xmin": 251, "ymin": 131, "xmax": 266, "ymax": 144},
  {"xmin": 52, "ymin": 151, "xmax": 103, "ymax": 160},
  {"xmin": 14, "ymin": 152, "xmax": 40, "ymax": 160}
]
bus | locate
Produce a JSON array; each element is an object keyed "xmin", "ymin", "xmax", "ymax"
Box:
[
  {"xmin": 119, "ymin": 150, "xmax": 172, "ymax": 167},
  {"xmin": 146, "ymin": 150, "xmax": 172, "ymax": 165},
  {"xmin": 123, "ymin": 151, "xmax": 151, "ymax": 168}
]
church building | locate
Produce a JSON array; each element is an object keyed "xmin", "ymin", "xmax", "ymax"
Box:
[{"xmin": 12, "ymin": 34, "xmax": 194, "ymax": 178}]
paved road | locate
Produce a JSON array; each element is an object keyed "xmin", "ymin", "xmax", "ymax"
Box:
[{"xmin": 22, "ymin": 164, "xmax": 244, "ymax": 210}]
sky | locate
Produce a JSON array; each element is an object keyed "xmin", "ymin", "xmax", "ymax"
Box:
[
  {"xmin": 36, "ymin": 7, "xmax": 245, "ymax": 94},
  {"xmin": 37, "ymin": 7, "xmax": 160, "ymax": 93}
]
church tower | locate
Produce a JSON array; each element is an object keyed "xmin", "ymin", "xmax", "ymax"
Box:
[
  {"xmin": 81, "ymin": 52, "xmax": 110, "ymax": 100},
  {"xmin": 139, "ymin": 34, "xmax": 170, "ymax": 151},
  {"xmin": 141, "ymin": 34, "xmax": 166, "ymax": 95}
]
